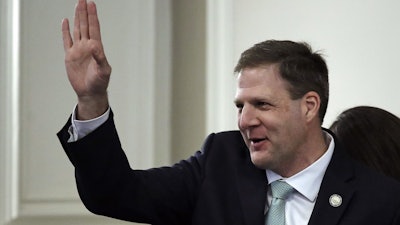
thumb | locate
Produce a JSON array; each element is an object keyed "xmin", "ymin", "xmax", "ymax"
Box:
[
  {"xmin": 91, "ymin": 45, "xmax": 112, "ymax": 76},
  {"xmin": 91, "ymin": 44, "xmax": 109, "ymax": 68}
]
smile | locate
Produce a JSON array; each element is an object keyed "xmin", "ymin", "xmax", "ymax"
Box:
[{"xmin": 249, "ymin": 138, "xmax": 267, "ymax": 144}]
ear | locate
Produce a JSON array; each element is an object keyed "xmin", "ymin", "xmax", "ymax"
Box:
[{"xmin": 302, "ymin": 91, "xmax": 321, "ymax": 123}]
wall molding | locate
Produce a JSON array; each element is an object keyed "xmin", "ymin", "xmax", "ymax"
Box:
[
  {"xmin": 205, "ymin": 0, "xmax": 237, "ymax": 134},
  {"xmin": 0, "ymin": 0, "xmax": 169, "ymax": 224},
  {"xmin": 0, "ymin": 0, "xmax": 20, "ymax": 224}
]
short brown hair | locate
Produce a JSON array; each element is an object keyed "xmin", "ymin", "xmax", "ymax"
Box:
[{"xmin": 234, "ymin": 40, "xmax": 329, "ymax": 123}]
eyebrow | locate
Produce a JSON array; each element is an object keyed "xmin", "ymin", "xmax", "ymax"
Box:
[
  {"xmin": 233, "ymin": 99, "xmax": 241, "ymax": 105},
  {"xmin": 233, "ymin": 96, "xmax": 275, "ymax": 106}
]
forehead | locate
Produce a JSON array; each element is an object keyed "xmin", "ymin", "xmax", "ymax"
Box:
[
  {"xmin": 237, "ymin": 65, "xmax": 279, "ymax": 87},
  {"xmin": 236, "ymin": 65, "xmax": 290, "ymax": 94},
  {"xmin": 234, "ymin": 65, "xmax": 292, "ymax": 104}
]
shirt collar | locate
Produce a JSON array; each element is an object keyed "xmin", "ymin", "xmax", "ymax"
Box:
[{"xmin": 266, "ymin": 131, "xmax": 335, "ymax": 202}]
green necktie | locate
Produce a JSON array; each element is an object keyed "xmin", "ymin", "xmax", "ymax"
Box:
[{"xmin": 265, "ymin": 180, "xmax": 294, "ymax": 225}]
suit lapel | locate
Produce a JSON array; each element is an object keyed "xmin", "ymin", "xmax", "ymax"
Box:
[
  {"xmin": 234, "ymin": 130, "xmax": 358, "ymax": 225},
  {"xmin": 308, "ymin": 136, "xmax": 357, "ymax": 225},
  {"xmin": 235, "ymin": 144, "xmax": 267, "ymax": 225}
]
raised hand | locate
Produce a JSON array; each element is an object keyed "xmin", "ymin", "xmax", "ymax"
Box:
[{"xmin": 62, "ymin": 0, "xmax": 111, "ymax": 120}]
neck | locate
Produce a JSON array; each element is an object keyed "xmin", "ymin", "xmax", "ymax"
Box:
[{"xmin": 278, "ymin": 129, "xmax": 328, "ymax": 178}]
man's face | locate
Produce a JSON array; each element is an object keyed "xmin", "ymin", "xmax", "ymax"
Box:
[{"xmin": 234, "ymin": 64, "xmax": 308, "ymax": 174}]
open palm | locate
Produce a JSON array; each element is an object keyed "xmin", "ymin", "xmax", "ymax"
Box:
[{"xmin": 62, "ymin": 0, "xmax": 111, "ymax": 101}]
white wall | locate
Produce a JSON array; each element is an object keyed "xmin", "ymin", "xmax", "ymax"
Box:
[
  {"xmin": 231, "ymin": 0, "xmax": 400, "ymax": 127},
  {"xmin": 0, "ymin": 0, "xmax": 170, "ymax": 224}
]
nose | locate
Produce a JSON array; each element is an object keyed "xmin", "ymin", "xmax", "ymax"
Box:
[{"xmin": 238, "ymin": 105, "xmax": 260, "ymax": 129}]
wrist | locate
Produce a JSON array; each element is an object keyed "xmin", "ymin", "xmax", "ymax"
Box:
[{"xmin": 76, "ymin": 93, "xmax": 109, "ymax": 120}]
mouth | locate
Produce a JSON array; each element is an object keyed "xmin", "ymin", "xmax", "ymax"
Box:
[{"xmin": 249, "ymin": 137, "xmax": 267, "ymax": 144}]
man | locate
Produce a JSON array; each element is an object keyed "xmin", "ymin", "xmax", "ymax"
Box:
[{"xmin": 58, "ymin": 0, "xmax": 400, "ymax": 224}]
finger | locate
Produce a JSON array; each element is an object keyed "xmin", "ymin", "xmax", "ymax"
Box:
[
  {"xmin": 73, "ymin": 2, "xmax": 80, "ymax": 41},
  {"xmin": 87, "ymin": 1, "xmax": 101, "ymax": 41},
  {"xmin": 62, "ymin": 18, "xmax": 73, "ymax": 51},
  {"xmin": 78, "ymin": 0, "xmax": 89, "ymax": 39}
]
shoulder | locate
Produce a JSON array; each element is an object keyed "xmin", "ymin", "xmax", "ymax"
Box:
[
  {"xmin": 199, "ymin": 130, "xmax": 250, "ymax": 163},
  {"xmin": 201, "ymin": 130, "xmax": 246, "ymax": 153},
  {"xmin": 211, "ymin": 130, "xmax": 243, "ymax": 141},
  {"xmin": 354, "ymin": 160, "xmax": 400, "ymax": 191},
  {"xmin": 330, "ymin": 131, "xmax": 400, "ymax": 191}
]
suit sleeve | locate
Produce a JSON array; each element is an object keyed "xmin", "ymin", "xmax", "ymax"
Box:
[
  {"xmin": 392, "ymin": 207, "xmax": 400, "ymax": 225},
  {"xmin": 57, "ymin": 110, "xmax": 214, "ymax": 225}
]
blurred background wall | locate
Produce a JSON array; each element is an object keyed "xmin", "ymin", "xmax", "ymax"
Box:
[{"xmin": 1, "ymin": 0, "xmax": 399, "ymax": 224}]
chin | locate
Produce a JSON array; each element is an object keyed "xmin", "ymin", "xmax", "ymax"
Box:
[{"xmin": 249, "ymin": 152, "xmax": 269, "ymax": 169}]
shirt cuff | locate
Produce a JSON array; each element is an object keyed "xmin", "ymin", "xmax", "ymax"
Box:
[{"xmin": 67, "ymin": 105, "xmax": 111, "ymax": 142}]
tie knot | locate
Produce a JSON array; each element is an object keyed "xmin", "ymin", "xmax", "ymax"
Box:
[{"xmin": 270, "ymin": 180, "xmax": 294, "ymax": 200}]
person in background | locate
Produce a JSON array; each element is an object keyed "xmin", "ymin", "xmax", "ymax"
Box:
[
  {"xmin": 57, "ymin": 0, "xmax": 400, "ymax": 224},
  {"xmin": 330, "ymin": 106, "xmax": 400, "ymax": 181}
]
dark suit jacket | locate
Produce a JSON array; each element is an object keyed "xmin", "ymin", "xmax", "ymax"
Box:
[{"xmin": 58, "ymin": 111, "xmax": 400, "ymax": 225}]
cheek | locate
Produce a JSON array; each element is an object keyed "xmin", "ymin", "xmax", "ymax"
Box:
[
  {"xmin": 259, "ymin": 114, "xmax": 293, "ymax": 141},
  {"xmin": 237, "ymin": 113, "xmax": 247, "ymax": 131},
  {"xmin": 286, "ymin": 110, "xmax": 306, "ymax": 131},
  {"xmin": 258, "ymin": 114, "xmax": 277, "ymax": 130}
]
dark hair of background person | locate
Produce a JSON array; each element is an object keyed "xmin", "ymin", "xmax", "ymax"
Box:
[
  {"xmin": 234, "ymin": 40, "xmax": 329, "ymax": 124},
  {"xmin": 330, "ymin": 106, "xmax": 400, "ymax": 181}
]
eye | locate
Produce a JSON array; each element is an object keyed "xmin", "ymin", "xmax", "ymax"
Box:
[
  {"xmin": 256, "ymin": 101, "xmax": 271, "ymax": 110},
  {"xmin": 235, "ymin": 103, "xmax": 243, "ymax": 113}
]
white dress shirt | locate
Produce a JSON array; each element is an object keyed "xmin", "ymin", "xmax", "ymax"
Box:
[
  {"xmin": 265, "ymin": 132, "xmax": 335, "ymax": 225},
  {"xmin": 67, "ymin": 105, "xmax": 110, "ymax": 142}
]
